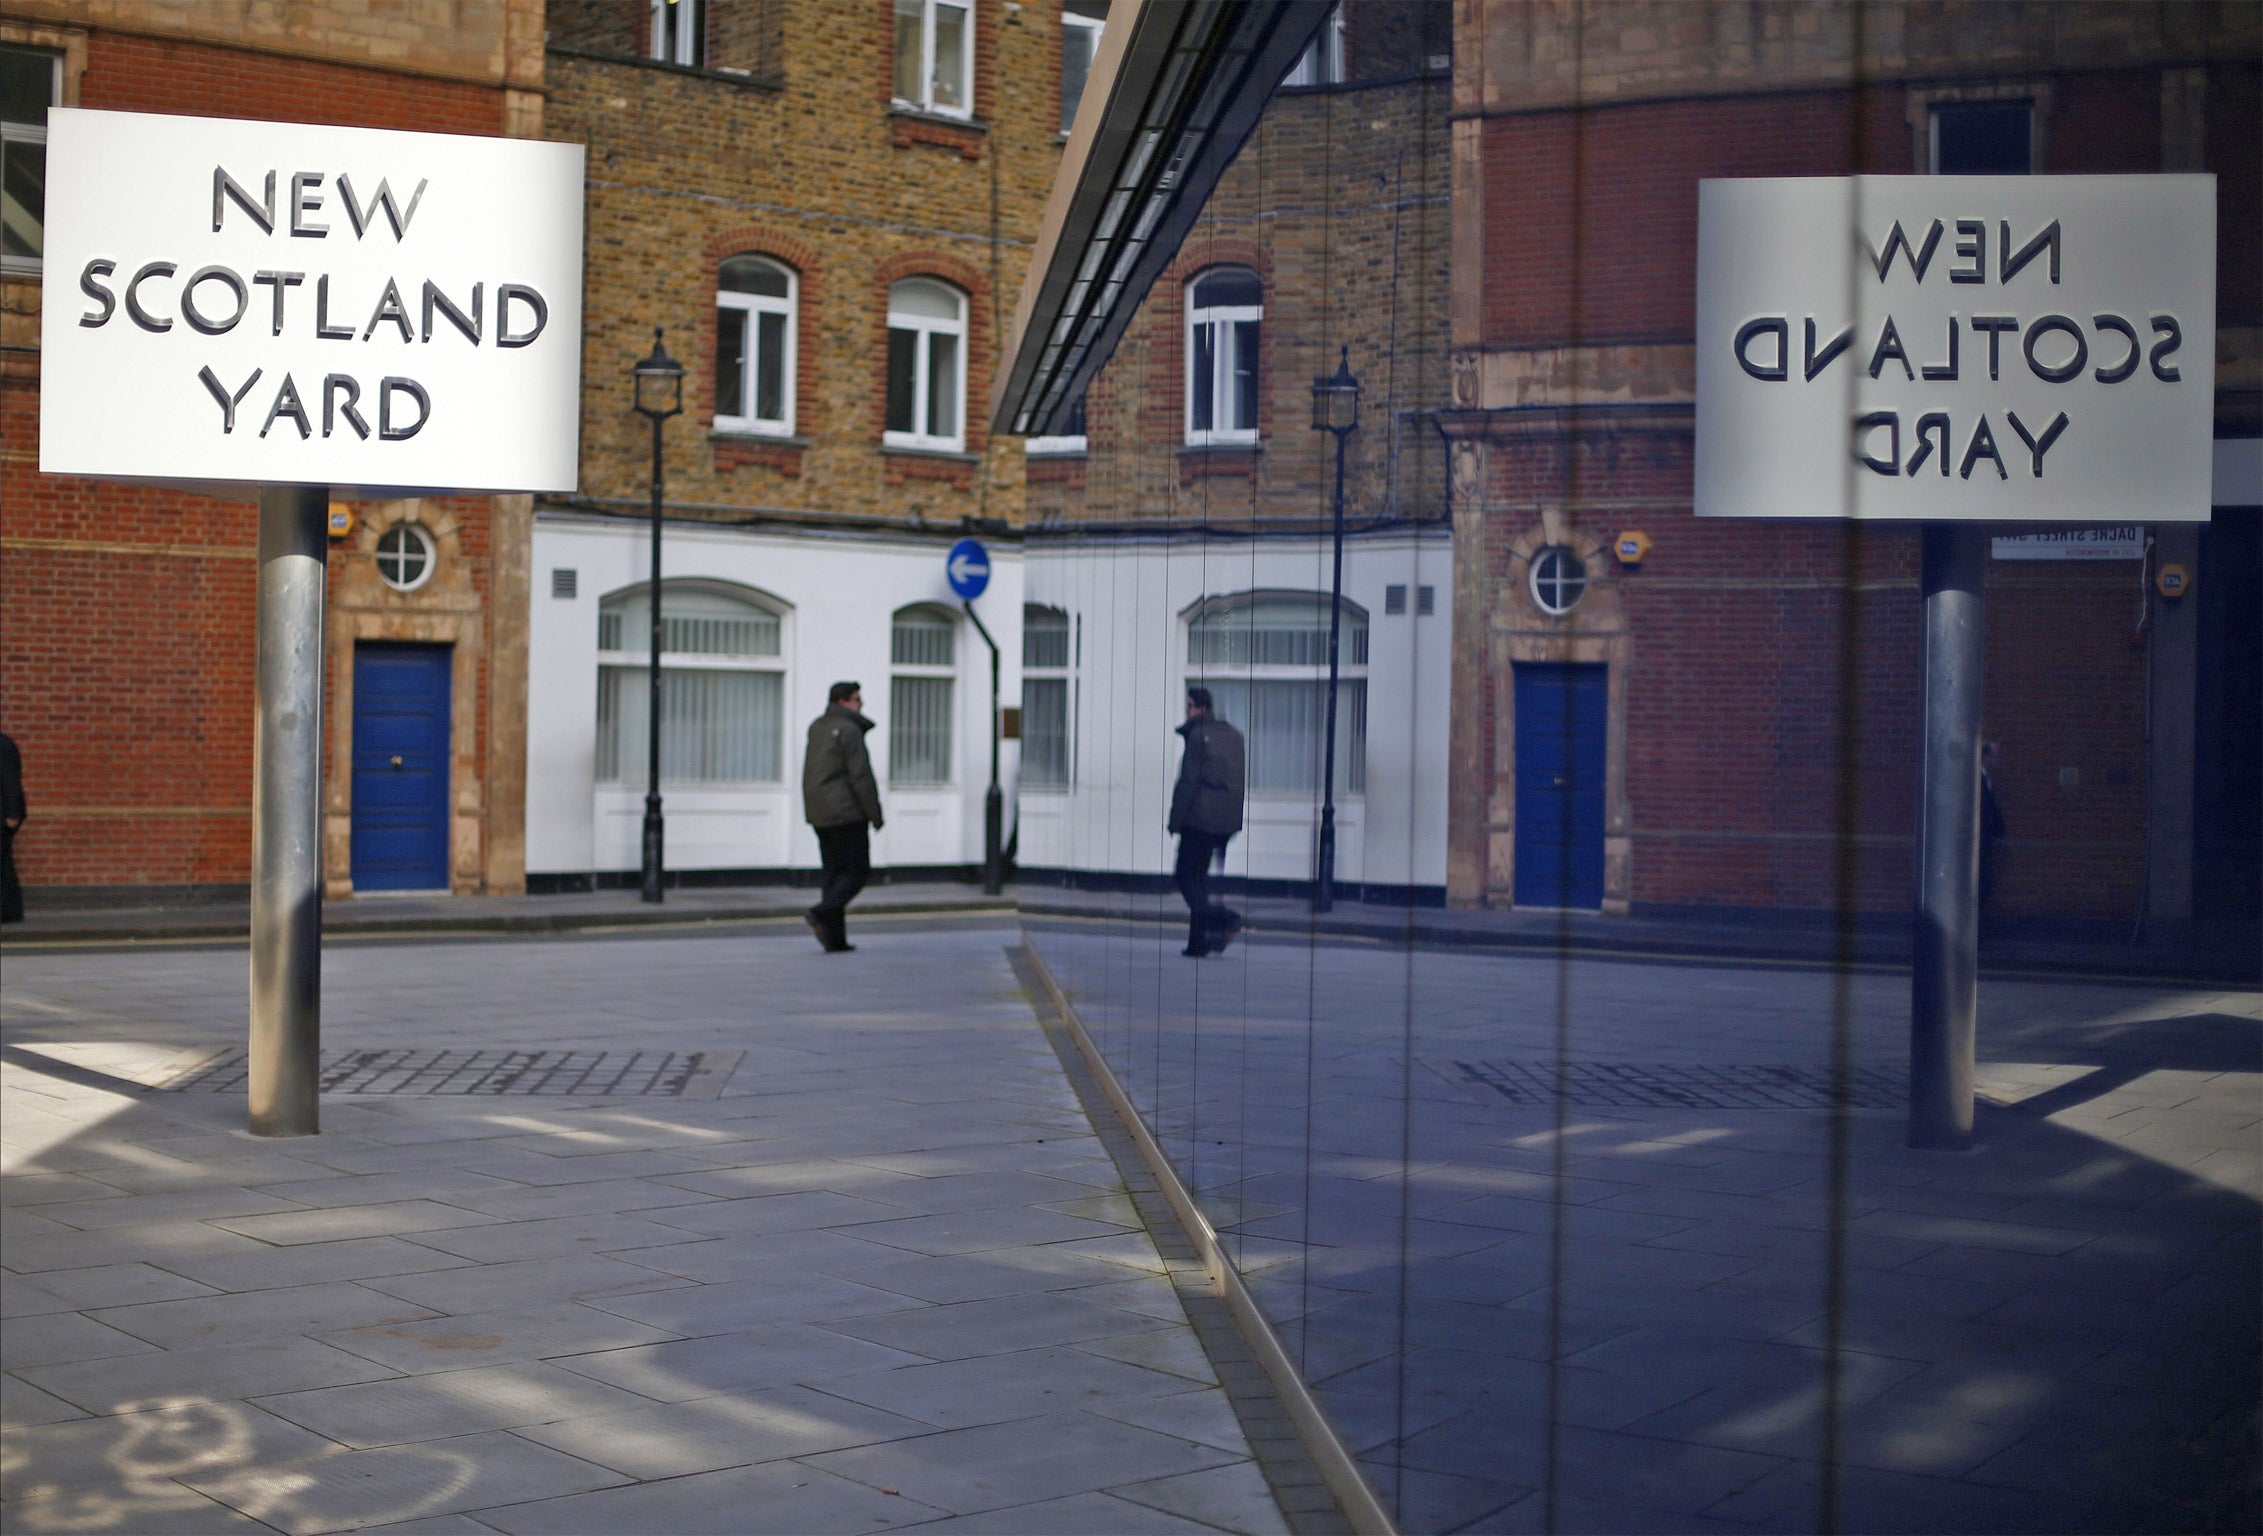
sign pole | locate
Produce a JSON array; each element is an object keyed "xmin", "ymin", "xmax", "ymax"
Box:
[
  {"xmin": 962, "ymin": 599, "xmax": 1004, "ymax": 896},
  {"xmin": 1909, "ymin": 523, "xmax": 1987, "ymax": 1149},
  {"xmin": 248, "ymin": 484, "xmax": 330, "ymax": 1138}
]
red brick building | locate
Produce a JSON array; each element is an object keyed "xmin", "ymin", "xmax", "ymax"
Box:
[
  {"xmin": 1, "ymin": 2, "xmax": 545, "ymax": 902},
  {"xmin": 1441, "ymin": 1, "xmax": 2262, "ymax": 927}
]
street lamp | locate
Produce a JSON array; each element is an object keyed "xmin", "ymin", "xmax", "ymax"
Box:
[
  {"xmin": 1309, "ymin": 345, "xmax": 1360, "ymax": 914},
  {"xmin": 631, "ymin": 328, "xmax": 684, "ymax": 905}
]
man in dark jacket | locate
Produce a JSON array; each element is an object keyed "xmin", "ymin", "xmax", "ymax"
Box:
[
  {"xmin": 803, "ymin": 682, "xmax": 884, "ymax": 952},
  {"xmin": 1169, "ymin": 687, "xmax": 1246, "ymax": 956},
  {"xmin": 0, "ymin": 729, "xmax": 24, "ymax": 923}
]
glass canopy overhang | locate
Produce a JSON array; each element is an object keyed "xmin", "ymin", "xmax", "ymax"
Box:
[{"xmin": 990, "ymin": 0, "xmax": 1329, "ymax": 441}]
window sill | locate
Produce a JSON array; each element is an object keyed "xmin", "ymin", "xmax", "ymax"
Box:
[
  {"xmin": 889, "ymin": 107, "xmax": 987, "ymax": 159},
  {"xmin": 882, "ymin": 443, "xmax": 979, "ymax": 463},
  {"xmin": 711, "ymin": 429, "xmax": 807, "ymax": 447}
]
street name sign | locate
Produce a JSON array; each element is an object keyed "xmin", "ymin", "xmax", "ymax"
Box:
[
  {"xmin": 1695, "ymin": 175, "xmax": 2214, "ymax": 521},
  {"xmin": 40, "ymin": 109, "xmax": 584, "ymax": 496},
  {"xmin": 1990, "ymin": 526, "xmax": 2145, "ymax": 560}
]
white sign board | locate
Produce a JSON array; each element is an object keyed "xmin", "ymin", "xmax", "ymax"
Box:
[
  {"xmin": 40, "ymin": 109, "xmax": 584, "ymax": 496},
  {"xmin": 1695, "ymin": 175, "xmax": 2214, "ymax": 521},
  {"xmin": 1990, "ymin": 526, "xmax": 2145, "ymax": 560}
]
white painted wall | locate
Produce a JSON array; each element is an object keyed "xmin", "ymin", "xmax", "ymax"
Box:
[
  {"xmin": 1019, "ymin": 529, "xmax": 1453, "ymax": 893},
  {"xmin": 528, "ymin": 513, "xmax": 1022, "ymax": 876}
]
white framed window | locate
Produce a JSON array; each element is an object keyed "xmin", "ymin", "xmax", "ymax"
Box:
[
  {"xmin": 1025, "ymin": 393, "xmax": 1087, "ymax": 456},
  {"xmin": 1060, "ymin": 3, "xmax": 1106, "ymax": 133},
  {"xmin": 893, "ymin": 0, "xmax": 972, "ymax": 118},
  {"xmin": 375, "ymin": 523, "xmax": 436, "ymax": 592},
  {"xmin": 890, "ymin": 605, "xmax": 958, "ymax": 786},
  {"xmin": 1185, "ymin": 266, "xmax": 1261, "ymax": 445},
  {"xmin": 1, "ymin": 46, "xmax": 58, "ymax": 276},
  {"xmin": 1187, "ymin": 592, "xmax": 1366, "ymax": 795},
  {"xmin": 1281, "ymin": 4, "xmax": 1343, "ymax": 88},
  {"xmin": 1930, "ymin": 98, "xmax": 2034, "ymax": 175},
  {"xmin": 714, "ymin": 255, "xmax": 796, "ymax": 436},
  {"xmin": 1528, "ymin": 547, "xmax": 1588, "ymax": 617},
  {"xmin": 1022, "ymin": 603, "xmax": 1074, "ymax": 789},
  {"xmin": 886, "ymin": 277, "xmax": 967, "ymax": 451},
  {"xmin": 650, "ymin": 0, "xmax": 703, "ymax": 66},
  {"xmin": 596, "ymin": 583, "xmax": 785, "ymax": 784}
]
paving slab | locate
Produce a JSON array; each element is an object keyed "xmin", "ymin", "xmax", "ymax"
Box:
[
  {"xmin": 475, "ymin": 1457, "xmax": 950, "ymax": 1535},
  {"xmin": 3, "ymin": 924, "xmax": 1288, "ymax": 1534},
  {"xmin": 803, "ymin": 1409, "xmax": 1240, "ymax": 1515}
]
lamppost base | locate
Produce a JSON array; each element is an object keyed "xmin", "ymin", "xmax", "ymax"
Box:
[
  {"xmin": 1314, "ymin": 816, "xmax": 1337, "ymax": 915},
  {"xmin": 640, "ymin": 802, "xmax": 665, "ymax": 905}
]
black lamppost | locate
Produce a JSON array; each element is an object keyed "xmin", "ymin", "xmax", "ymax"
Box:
[
  {"xmin": 632, "ymin": 328, "xmax": 684, "ymax": 905},
  {"xmin": 1309, "ymin": 346, "xmax": 1360, "ymax": 914}
]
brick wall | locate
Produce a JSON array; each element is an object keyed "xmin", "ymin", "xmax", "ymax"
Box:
[
  {"xmin": 548, "ymin": 0, "xmax": 1068, "ymax": 533},
  {"xmin": 1453, "ymin": 9, "xmax": 2258, "ymax": 920},
  {"xmin": 0, "ymin": 10, "xmax": 523, "ymax": 894}
]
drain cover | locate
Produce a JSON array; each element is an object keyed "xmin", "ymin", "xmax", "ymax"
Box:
[
  {"xmin": 153, "ymin": 1048, "xmax": 738, "ymax": 1098},
  {"xmin": 1444, "ymin": 1058, "xmax": 1906, "ymax": 1110}
]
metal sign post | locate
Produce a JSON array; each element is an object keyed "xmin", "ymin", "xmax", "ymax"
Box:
[
  {"xmin": 1909, "ymin": 525, "xmax": 1987, "ymax": 1148},
  {"xmin": 947, "ymin": 539, "xmax": 1003, "ymax": 896},
  {"xmin": 247, "ymin": 485, "xmax": 330, "ymax": 1137}
]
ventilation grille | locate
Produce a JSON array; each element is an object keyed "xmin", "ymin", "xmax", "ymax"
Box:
[
  {"xmin": 551, "ymin": 568, "xmax": 578, "ymax": 599},
  {"xmin": 1443, "ymin": 1058, "xmax": 1907, "ymax": 1110},
  {"xmin": 152, "ymin": 1048, "xmax": 738, "ymax": 1098}
]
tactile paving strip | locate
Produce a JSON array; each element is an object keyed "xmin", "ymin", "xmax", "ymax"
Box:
[
  {"xmin": 1446, "ymin": 1057, "xmax": 1907, "ymax": 1110},
  {"xmin": 152, "ymin": 1048, "xmax": 732, "ymax": 1097}
]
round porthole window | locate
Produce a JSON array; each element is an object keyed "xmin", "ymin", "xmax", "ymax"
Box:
[
  {"xmin": 375, "ymin": 523, "xmax": 436, "ymax": 592},
  {"xmin": 1529, "ymin": 546, "xmax": 1588, "ymax": 616}
]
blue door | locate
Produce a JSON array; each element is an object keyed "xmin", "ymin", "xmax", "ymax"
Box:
[
  {"xmin": 352, "ymin": 644, "xmax": 451, "ymax": 891},
  {"xmin": 1513, "ymin": 662, "xmax": 1607, "ymax": 909}
]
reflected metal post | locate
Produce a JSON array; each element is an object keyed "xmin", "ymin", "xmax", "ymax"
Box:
[
  {"xmin": 641, "ymin": 404, "xmax": 666, "ymax": 905},
  {"xmin": 630, "ymin": 330, "xmax": 685, "ymax": 905},
  {"xmin": 1910, "ymin": 523, "xmax": 1987, "ymax": 1149},
  {"xmin": 248, "ymin": 484, "xmax": 329, "ymax": 1138},
  {"xmin": 1309, "ymin": 348, "xmax": 1361, "ymax": 914},
  {"xmin": 963, "ymin": 599, "xmax": 1004, "ymax": 895}
]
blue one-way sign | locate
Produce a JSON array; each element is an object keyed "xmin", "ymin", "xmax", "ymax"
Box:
[{"xmin": 946, "ymin": 537, "xmax": 990, "ymax": 600}]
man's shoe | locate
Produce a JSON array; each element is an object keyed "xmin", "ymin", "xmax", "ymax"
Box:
[
  {"xmin": 1181, "ymin": 944, "xmax": 1208, "ymax": 957},
  {"xmin": 805, "ymin": 910, "xmax": 831, "ymax": 949}
]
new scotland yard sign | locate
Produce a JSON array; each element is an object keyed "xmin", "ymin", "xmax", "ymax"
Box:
[
  {"xmin": 1695, "ymin": 175, "xmax": 2214, "ymax": 522},
  {"xmin": 39, "ymin": 109, "xmax": 584, "ymax": 496}
]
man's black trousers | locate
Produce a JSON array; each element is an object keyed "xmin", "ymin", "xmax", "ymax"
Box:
[
  {"xmin": 1174, "ymin": 830, "xmax": 1237, "ymax": 952},
  {"xmin": 812, "ymin": 823, "xmax": 871, "ymax": 945}
]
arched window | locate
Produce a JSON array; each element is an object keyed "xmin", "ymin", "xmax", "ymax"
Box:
[
  {"xmin": 595, "ymin": 582, "xmax": 785, "ymax": 784},
  {"xmin": 890, "ymin": 605, "xmax": 957, "ymax": 785},
  {"xmin": 1187, "ymin": 592, "xmax": 1366, "ymax": 795},
  {"xmin": 715, "ymin": 255, "xmax": 796, "ymax": 435},
  {"xmin": 1022, "ymin": 603, "xmax": 1074, "ymax": 789},
  {"xmin": 886, "ymin": 277, "xmax": 966, "ymax": 451},
  {"xmin": 1186, "ymin": 266, "xmax": 1261, "ymax": 445}
]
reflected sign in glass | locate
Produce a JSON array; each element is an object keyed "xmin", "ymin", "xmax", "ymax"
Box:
[{"xmin": 1695, "ymin": 175, "xmax": 2215, "ymax": 522}]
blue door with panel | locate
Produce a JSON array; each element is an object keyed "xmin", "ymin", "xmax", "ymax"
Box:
[
  {"xmin": 351, "ymin": 644, "xmax": 451, "ymax": 891},
  {"xmin": 1513, "ymin": 662, "xmax": 1607, "ymax": 909}
]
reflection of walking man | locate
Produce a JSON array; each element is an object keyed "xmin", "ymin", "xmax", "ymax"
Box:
[
  {"xmin": 803, "ymin": 682, "xmax": 883, "ymax": 953},
  {"xmin": 0, "ymin": 729, "xmax": 24, "ymax": 923},
  {"xmin": 1979, "ymin": 739, "xmax": 2006, "ymax": 937},
  {"xmin": 1170, "ymin": 687, "xmax": 1245, "ymax": 957}
]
